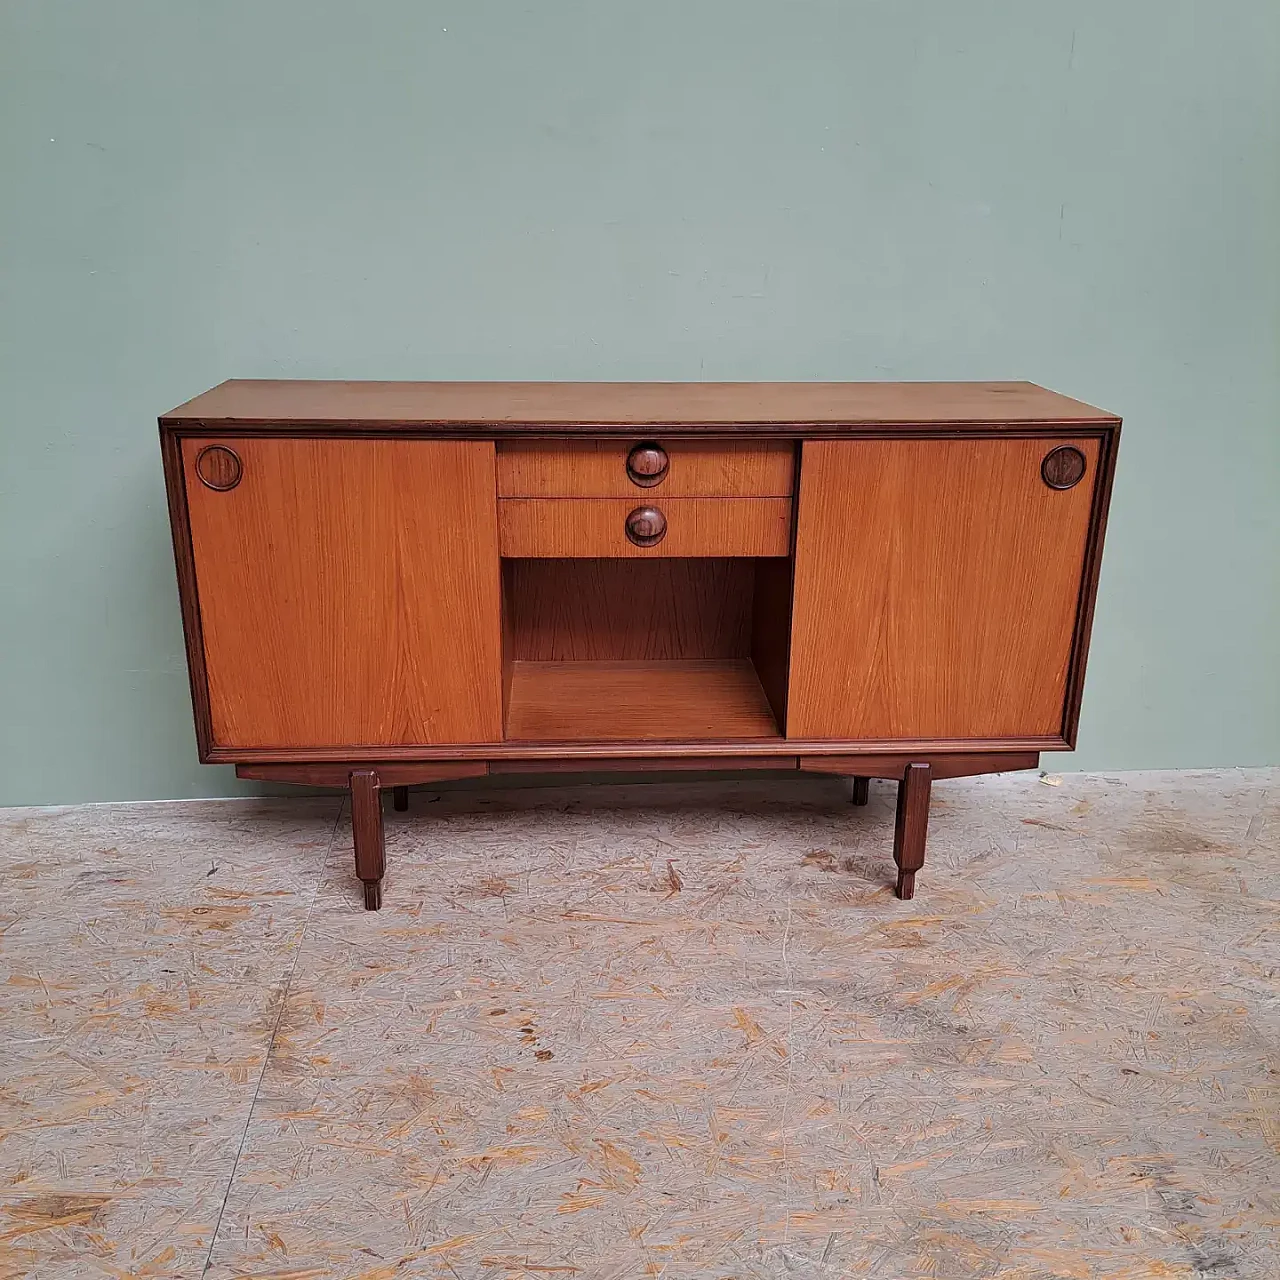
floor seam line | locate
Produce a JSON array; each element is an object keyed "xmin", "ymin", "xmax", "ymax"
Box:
[{"xmin": 200, "ymin": 798, "xmax": 346, "ymax": 1276}]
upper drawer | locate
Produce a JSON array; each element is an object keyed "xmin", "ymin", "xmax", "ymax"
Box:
[{"xmin": 497, "ymin": 439, "xmax": 795, "ymax": 498}]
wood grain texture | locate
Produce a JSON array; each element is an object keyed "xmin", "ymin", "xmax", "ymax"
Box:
[
  {"xmin": 162, "ymin": 379, "xmax": 1120, "ymax": 429},
  {"xmin": 233, "ymin": 753, "xmax": 1038, "ymax": 783},
  {"xmin": 349, "ymin": 769, "xmax": 385, "ymax": 910},
  {"xmin": 498, "ymin": 497, "xmax": 792, "ymax": 558},
  {"xmin": 497, "ymin": 439, "xmax": 794, "ymax": 496},
  {"xmin": 487, "ymin": 755, "xmax": 800, "ymax": 773},
  {"xmin": 788, "ymin": 436, "xmax": 1100, "ymax": 740},
  {"xmin": 194, "ymin": 444, "xmax": 242, "ymax": 491},
  {"xmin": 505, "ymin": 660, "xmax": 781, "ymax": 742},
  {"xmin": 801, "ymin": 751, "xmax": 1039, "ymax": 780},
  {"xmin": 1041, "ymin": 443, "xmax": 1088, "ymax": 489},
  {"xmin": 625, "ymin": 443, "xmax": 669, "ymax": 486},
  {"xmin": 213, "ymin": 734, "xmax": 1065, "ymax": 765},
  {"xmin": 504, "ymin": 559, "xmax": 753, "ymax": 661},
  {"xmin": 182, "ymin": 437, "xmax": 503, "ymax": 750},
  {"xmin": 235, "ymin": 762, "xmax": 488, "ymax": 787},
  {"xmin": 624, "ymin": 505, "xmax": 667, "ymax": 547}
]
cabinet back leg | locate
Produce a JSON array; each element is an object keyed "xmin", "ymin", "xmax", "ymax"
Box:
[
  {"xmin": 850, "ymin": 776, "xmax": 870, "ymax": 806},
  {"xmin": 350, "ymin": 769, "xmax": 385, "ymax": 910},
  {"xmin": 893, "ymin": 762, "xmax": 932, "ymax": 899},
  {"xmin": 393, "ymin": 785, "xmax": 409, "ymax": 812}
]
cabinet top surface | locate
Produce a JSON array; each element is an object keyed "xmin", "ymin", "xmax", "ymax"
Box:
[{"xmin": 162, "ymin": 380, "xmax": 1119, "ymax": 431}]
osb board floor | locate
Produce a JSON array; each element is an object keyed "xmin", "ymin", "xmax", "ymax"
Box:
[{"xmin": 0, "ymin": 769, "xmax": 1276, "ymax": 1280}]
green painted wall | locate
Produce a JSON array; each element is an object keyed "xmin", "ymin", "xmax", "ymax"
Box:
[{"xmin": 2, "ymin": 2, "xmax": 1277, "ymax": 805}]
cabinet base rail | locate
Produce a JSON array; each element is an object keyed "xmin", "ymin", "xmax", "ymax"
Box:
[{"xmin": 238, "ymin": 751, "xmax": 1035, "ymax": 910}]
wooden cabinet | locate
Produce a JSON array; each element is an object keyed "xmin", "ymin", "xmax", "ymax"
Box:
[{"xmin": 161, "ymin": 381, "xmax": 1119, "ymax": 909}]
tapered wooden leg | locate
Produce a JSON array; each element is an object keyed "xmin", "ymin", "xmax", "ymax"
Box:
[
  {"xmin": 893, "ymin": 762, "xmax": 932, "ymax": 900},
  {"xmin": 350, "ymin": 769, "xmax": 385, "ymax": 911},
  {"xmin": 850, "ymin": 776, "xmax": 870, "ymax": 806},
  {"xmin": 393, "ymin": 785, "xmax": 409, "ymax": 812}
]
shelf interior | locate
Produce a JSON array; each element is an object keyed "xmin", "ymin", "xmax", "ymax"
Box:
[
  {"xmin": 500, "ymin": 556, "xmax": 792, "ymax": 742},
  {"xmin": 505, "ymin": 658, "xmax": 780, "ymax": 742}
]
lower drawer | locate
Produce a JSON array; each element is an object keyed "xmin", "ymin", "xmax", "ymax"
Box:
[{"xmin": 498, "ymin": 497, "xmax": 792, "ymax": 557}]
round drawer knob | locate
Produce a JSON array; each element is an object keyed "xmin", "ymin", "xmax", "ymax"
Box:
[
  {"xmin": 1041, "ymin": 444, "xmax": 1087, "ymax": 490},
  {"xmin": 626, "ymin": 442, "xmax": 669, "ymax": 487},
  {"xmin": 625, "ymin": 505, "xmax": 667, "ymax": 547},
  {"xmin": 195, "ymin": 445, "xmax": 243, "ymax": 491}
]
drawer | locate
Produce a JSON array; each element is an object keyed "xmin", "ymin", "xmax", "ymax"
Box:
[
  {"xmin": 497, "ymin": 440, "xmax": 794, "ymax": 498},
  {"xmin": 498, "ymin": 497, "xmax": 793, "ymax": 557}
]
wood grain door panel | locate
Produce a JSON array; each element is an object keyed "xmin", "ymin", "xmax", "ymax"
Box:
[
  {"xmin": 183, "ymin": 437, "xmax": 503, "ymax": 749},
  {"xmin": 788, "ymin": 436, "xmax": 1099, "ymax": 740}
]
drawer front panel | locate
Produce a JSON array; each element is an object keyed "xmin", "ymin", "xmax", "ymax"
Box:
[
  {"xmin": 497, "ymin": 440, "xmax": 794, "ymax": 498},
  {"xmin": 498, "ymin": 497, "xmax": 792, "ymax": 557}
]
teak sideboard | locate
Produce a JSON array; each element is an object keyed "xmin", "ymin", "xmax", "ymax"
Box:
[{"xmin": 160, "ymin": 381, "xmax": 1120, "ymax": 908}]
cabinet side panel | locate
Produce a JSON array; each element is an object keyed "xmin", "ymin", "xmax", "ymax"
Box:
[
  {"xmin": 751, "ymin": 557, "xmax": 793, "ymax": 732},
  {"xmin": 788, "ymin": 436, "xmax": 1100, "ymax": 740},
  {"xmin": 183, "ymin": 437, "xmax": 503, "ymax": 749}
]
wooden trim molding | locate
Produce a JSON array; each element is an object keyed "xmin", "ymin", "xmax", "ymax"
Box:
[
  {"xmin": 212, "ymin": 735, "xmax": 1068, "ymax": 766},
  {"xmin": 159, "ymin": 426, "xmax": 215, "ymax": 759},
  {"xmin": 1059, "ymin": 421, "xmax": 1121, "ymax": 748},
  {"xmin": 488, "ymin": 756, "xmax": 801, "ymax": 774},
  {"xmin": 800, "ymin": 752, "xmax": 1039, "ymax": 781},
  {"xmin": 236, "ymin": 762, "xmax": 489, "ymax": 787},
  {"xmin": 237, "ymin": 754, "xmax": 1039, "ymax": 786}
]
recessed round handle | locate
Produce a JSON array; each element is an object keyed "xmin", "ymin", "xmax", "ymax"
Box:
[
  {"xmin": 625, "ymin": 505, "xmax": 667, "ymax": 547},
  {"xmin": 626, "ymin": 442, "xmax": 669, "ymax": 487},
  {"xmin": 195, "ymin": 445, "xmax": 243, "ymax": 491},
  {"xmin": 1041, "ymin": 444, "xmax": 1087, "ymax": 490}
]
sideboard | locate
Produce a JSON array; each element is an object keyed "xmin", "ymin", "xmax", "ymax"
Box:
[{"xmin": 160, "ymin": 381, "xmax": 1120, "ymax": 908}]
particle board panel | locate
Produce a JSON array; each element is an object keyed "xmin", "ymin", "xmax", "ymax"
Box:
[
  {"xmin": 0, "ymin": 798, "xmax": 341, "ymax": 1279},
  {"xmin": 2, "ymin": 772, "xmax": 1278, "ymax": 1276}
]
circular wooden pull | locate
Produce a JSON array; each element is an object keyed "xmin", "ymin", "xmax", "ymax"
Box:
[
  {"xmin": 625, "ymin": 505, "xmax": 667, "ymax": 547},
  {"xmin": 1041, "ymin": 444, "xmax": 1087, "ymax": 490},
  {"xmin": 626, "ymin": 442, "xmax": 669, "ymax": 487},
  {"xmin": 195, "ymin": 445, "xmax": 243, "ymax": 491}
]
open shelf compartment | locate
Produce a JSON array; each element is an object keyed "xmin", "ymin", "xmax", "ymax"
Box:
[{"xmin": 501, "ymin": 558, "xmax": 792, "ymax": 743}]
